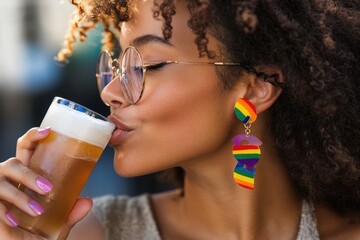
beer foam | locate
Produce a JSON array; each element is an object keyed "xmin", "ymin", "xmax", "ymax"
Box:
[{"xmin": 40, "ymin": 101, "xmax": 115, "ymax": 148}]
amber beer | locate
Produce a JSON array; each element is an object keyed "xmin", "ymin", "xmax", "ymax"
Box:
[{"xmin": 9, "ymin": 97, "xmax": 115, "ymax": 240}]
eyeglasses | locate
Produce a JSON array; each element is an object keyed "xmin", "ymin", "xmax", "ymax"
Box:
[{"xmin": 96, "ymin": 46, "xmax": 284, "ymax": 104}]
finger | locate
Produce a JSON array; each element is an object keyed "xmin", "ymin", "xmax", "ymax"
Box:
[
  {"xmin": 66, "ymin": 198, "xmax": 93, "ymax": 225},
  {"xmin": 16, "ymin": 127, "xmax": 51, "ymax": 165},
  {"xmin": 0, "ymin": 179, "xmax": 44, "ymax": 217},
  {"xmin": 0, "ymin": 219, "xmax": 45, "ymax": 240},
  {"xmin": 0, "ymin": 158, "xmax": 53, "ymax": 195},
  {"xmin": 0, "ymin": 220, "xmax": 16, "ymax": 240},
  {"xmin": 57, "ymin": 198, "xmax": 93, "ymax": 240},
  {"xmin": 0, "ymin": 203, "xmax": 18, "ymax": 228},
  {"xmin": 0, "ymin": 201, "xmax": 46, "ymax": 240}
]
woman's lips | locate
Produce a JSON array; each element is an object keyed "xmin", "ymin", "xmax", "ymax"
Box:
[
  {"xmin": 109, "ymin": 128, "xmax": 130, "ymax": 146},
  {"xmin": 108, "ymin": 115, "xmax": 133, "ymax": 146}
]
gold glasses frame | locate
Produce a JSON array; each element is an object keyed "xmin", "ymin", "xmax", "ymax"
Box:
[{"xmin": 96, "ymin": 46, "xmax": 284, "ymax": 104}]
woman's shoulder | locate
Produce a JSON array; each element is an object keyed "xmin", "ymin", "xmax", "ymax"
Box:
[{"xmin": 91, "ymin": 194, "xmax": 161, "ymax": 240}]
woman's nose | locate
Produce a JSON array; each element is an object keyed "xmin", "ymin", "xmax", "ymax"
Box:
[{"xmin": 100, "ymin": 75, "xmax": 131, "ymax": 108}]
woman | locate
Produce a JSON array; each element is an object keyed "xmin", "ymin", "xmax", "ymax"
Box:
[{"xmin": 1, "ymin": 0, "xmax": 359, "ymax": 239}]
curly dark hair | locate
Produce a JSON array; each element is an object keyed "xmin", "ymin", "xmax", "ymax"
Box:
[{"xmin": 58, "ymin": 0, "xmax": 360, "ymax": 217}]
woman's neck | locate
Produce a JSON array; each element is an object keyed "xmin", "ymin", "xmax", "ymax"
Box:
[{"xmin": 178, "ymin": 130, "xmax": 302, "ymax": 239}]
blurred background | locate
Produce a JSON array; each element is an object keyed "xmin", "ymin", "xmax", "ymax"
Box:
[{"xmin": 0, "ymin": 0, "xmax": 171, "ymax": 198}]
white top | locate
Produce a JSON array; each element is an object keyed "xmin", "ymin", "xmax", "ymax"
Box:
[{"xmin": 92, "ymin": 194, "xmax": 320, "ymax": 240}]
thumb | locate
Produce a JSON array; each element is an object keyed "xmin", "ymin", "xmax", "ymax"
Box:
[{"xmin": 57, "ymin": 198, "xmax": 93, "ymax": 240}]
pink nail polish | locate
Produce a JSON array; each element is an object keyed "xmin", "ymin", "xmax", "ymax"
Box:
[
  {"xmin": 5, "ymin": 211, "xmax": 18, "ymax": 227},
  {"xmin": 28, "ymin": 200, "xmax": 45, "ymax": 215},
  {"xmin": 38, "ymin": 127, "xmax": 51, "ymax": 134},
  {"xmin": 36, "ymin": 177, "xmax": 53, "ymax": 193}
]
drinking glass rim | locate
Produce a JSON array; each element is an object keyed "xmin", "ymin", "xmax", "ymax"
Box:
[{"xmin": 53, "ymin": 96, "xmax": 111, "ymax": 122}]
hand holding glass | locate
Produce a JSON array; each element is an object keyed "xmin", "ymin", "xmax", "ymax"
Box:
[{"xmin": 8, "ymin": 97, "xmax": 115, "ymax": 239}]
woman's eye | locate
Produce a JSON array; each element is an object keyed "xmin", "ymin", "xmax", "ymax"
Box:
[
  {"xmin": 134, "ymin": 66, "xmax": 143, "ymax": 72},
  {"xmin": 126, "ymin": 66, "xmax": 143, "ymax": 74},
  {"xmin": 145, "ymin": 62, "xmax": 167, "ymax": 72}
]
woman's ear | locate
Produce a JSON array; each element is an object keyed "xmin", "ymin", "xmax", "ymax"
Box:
[{"xmin": 243, "ymin": 65, "xmax": 284, "ymax": 114}]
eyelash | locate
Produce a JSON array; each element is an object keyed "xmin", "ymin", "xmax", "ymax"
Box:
[{"xmin": 144, "ymin": 62, "xmax": 168, "ymax": 72}]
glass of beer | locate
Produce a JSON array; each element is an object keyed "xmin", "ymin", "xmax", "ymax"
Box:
[{"xmin": 9, "ymin": 97, "xmax": 115, "ymax": 240}]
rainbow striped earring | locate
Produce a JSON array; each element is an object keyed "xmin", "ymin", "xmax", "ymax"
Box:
[{"xmin": 232, "ymin": 98, "xmax": 262, "ymax": 190}]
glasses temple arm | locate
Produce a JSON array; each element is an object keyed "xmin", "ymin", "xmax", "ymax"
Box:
[
  {"xmin": 254, "ymin": 72, "xmax": 285, "ymax": 88},
  {"xmin": 143, "ymin": 61, "xmax": 285, "ymax": 88},
  {"xmin": 216, "ymin": 63, "xmax": 285, "ymax": 89}
]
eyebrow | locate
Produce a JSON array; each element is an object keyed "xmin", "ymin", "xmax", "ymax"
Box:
[{"xmin": 130, "ymin": 34, "xmax": 174, "ymax": 48}]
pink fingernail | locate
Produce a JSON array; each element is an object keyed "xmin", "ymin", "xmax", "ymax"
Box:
[
  {"xmin": 5, "ymin": 211, "xmax": 18, "ymax": 227},
  {"xmin": 38, "ymin": 127, "xmax": 51, "ymax": 134},
  {"xmin": 36, "ymin": 177, "xmax": 53, "ymax": 193},
  {"xmin": 28, "ymin": 200, "xmax": 45, "ymax": 215}
]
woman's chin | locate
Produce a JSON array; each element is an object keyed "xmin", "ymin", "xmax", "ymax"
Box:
[
  {"xmin": 113, "ymin": 164, "xmax": 154, "ymax": 178},
  {"xmin": 112, "ymin": 148, "xmax": 179, "ymax": 177},
  {"xmin": 113, "ymin": 154, "xmax": 136, "ymax": 177},
  {"xmin": 112, "ymin": 153, "xmax": 154, "ymax": 177}
]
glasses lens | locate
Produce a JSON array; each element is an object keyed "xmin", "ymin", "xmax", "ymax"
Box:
[
  {"xmin": 96, "ymin": 51, "xmax": 113, "ymax": 93},
  {"xmin": 120, "ymin": 47, "xmax": 144, "ymax": 104}
]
